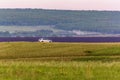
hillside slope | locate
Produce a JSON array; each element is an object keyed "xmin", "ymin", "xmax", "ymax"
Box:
[{"xmin": 0, "ymin": 9, "xmax": 120, "ymax": 36}]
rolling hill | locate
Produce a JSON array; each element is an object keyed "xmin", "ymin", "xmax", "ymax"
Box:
[{"xmin": 0, "ymin": 9, "xmax": 120, "ymax": 37}]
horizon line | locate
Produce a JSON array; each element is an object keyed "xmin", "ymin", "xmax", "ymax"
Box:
[{"xmin": 0, "ymin": 8, "xmax": 120, "ymax": 11}]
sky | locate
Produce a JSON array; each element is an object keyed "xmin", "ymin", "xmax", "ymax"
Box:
[{"xmin": 0, "ymin": 0, "xmax": 120, "ymax": 11}]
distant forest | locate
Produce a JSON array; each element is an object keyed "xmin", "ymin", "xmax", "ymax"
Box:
[{"xmin": 0, "ymin": 9, "xmax": 120, "ymax": 37}]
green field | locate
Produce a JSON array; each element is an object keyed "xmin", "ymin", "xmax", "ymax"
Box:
[{"xmin": 0, "ymin": 42, "xmax": 120, "ymax": 80}]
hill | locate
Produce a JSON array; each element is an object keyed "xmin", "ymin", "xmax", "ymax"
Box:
[{"xmin": 0, "ymin": 9, "xmax": 120, "ymax": 36}]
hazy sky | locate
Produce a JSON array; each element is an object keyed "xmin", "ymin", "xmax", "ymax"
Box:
[{"xmin": 0, "ymin": 0, "xmax": 120, "ymax": 10}]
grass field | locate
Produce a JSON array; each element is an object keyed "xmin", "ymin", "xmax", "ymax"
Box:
[{"xmin": 0, "ymin": 42, "xmax": 120, "ymax": 80}]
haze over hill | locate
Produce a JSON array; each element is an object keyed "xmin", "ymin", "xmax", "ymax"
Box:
[{"xmin": 0, "ymin": 9, "xmax": 120, "ymax": 37}]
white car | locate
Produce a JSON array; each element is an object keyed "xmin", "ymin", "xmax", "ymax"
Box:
[{"xmin": 38, "ymin": 38, "xmax": 52, "ymax": 42}]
